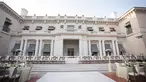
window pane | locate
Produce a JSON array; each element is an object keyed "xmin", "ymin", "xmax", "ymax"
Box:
[
  {"xmin": 23, "ymin": 26, "xmax": 30, "ymax": 30},
  {"xmin": 67, "ymin": 25, "xmax": 74, "ymax": 31},
  {"xmin": 2, "ymin": 18, "xmax": 11, "ymax": 33}
]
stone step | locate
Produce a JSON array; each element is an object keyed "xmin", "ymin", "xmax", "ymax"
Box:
[{"xmin": 31, "ymin": 64, "xmax": 109, "ymax": 77}]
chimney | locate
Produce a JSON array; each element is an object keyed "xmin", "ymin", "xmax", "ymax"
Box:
[
  {"xmin": 112, "ymin": 12, "xmax": 117, "ymax": 18},
  {"xmin": 20, "ymin": 8, "xmax": 28, "ymax": 16}
]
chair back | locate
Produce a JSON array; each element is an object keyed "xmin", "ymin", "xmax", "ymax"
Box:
[
  {"xmin": 115, "ymin": 63, "xmax": 120, "ymax": 68},
  {"xmin": 8, "ymin": 67, "xmax": 17, "ymax": 78},
  {"xmin": 143, "ymin": 64, "xmax": 146, "ymax": 77},
  {"xmin": 132, "ymin": 65, "xmax": 138, "ymax": 75},
  {"xmin": 134, "ymin": 64, "xmax": 140, "ymax": 74},
  {"xmin": 19, "ymin": 67, "xmax": 32, "ymax": 82}
]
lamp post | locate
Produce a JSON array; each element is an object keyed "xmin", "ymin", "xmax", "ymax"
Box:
[{"xmin": 106, "ymin": 49, "xmax": 112, "ymax": 72}]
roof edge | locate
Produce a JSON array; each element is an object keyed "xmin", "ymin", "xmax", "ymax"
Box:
[
  {"xmin": 117, "ymin": 7, "xmax": 146, "ymax": 22},
  {"xmin": 0, "ymin": 1, "xmax": 23, "ymax": 20}
]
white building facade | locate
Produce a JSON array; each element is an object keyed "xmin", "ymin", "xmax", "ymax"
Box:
[{"xmin": 0, "ymin": 2, "xmax": 146, "ymax": 57}]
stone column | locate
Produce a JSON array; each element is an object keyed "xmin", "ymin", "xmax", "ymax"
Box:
[
  {"xmin": 99, "ymin": 40, "xmax": 102, "ymax": 57},
  {"xmin": 54, "ymin": 37, "xmax": 63, "ymax": 56},
  {"xmin": 35, "ymin": 39, "xmax": 39, "ymax": 56},
  {"xmin": 38, "ymin": 39, "xmax": 43, "ymax": 56},
  {"xmin": 79, "ymin": 39, "xmax": 82, "ymax": 56},
  {"xmin": 88, "ymin": 40, "xmax": 91, "ymax": 56},
  {"xmin": 112, "ymin": 40, "xmax": 116, "ymax": 56},
  {"xmin": 23, "ymin": 39, "xmax": 28, "ymax": 56},
  {"xmin": 115, "ymin": 40, "xmax": 120, "ymax": 55},
  {"xmin": 50, "ymin": 40, "xmax": 54, "ymax": 56},
  {"xmin": 102, "ymin": 40, "xmax": 106, "ymax": 56},
  {"xmin": 82, "ymin": 39, "xmax": 88, "ymax": 56},
  {"xmin": 19, "ymin": 39, "xmax": 24, "ymax": 55}
]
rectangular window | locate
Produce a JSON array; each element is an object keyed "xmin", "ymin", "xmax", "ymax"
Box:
[
  {"xmin": 118, "ymin": 44, "xmax": 126, "ymax": 55},
  {"xmin": 48, "ymin": 26, "xmax": 55, "ymax": 31},
  {"xmin": 91, "ymin": 44, "xmax": 98, "ymax": 56},
  {"xmin": 36, "ymin": 26, "xmax": 42, "ymax": 30},
  {"xmin": 67, "ymin": 25, "xmax": 75, "ymax": 31},
  {"xmin": 42, "ymin": 44, "xmax": 51, "ymax": 56},
  {"xmin": 125, "ymin": 22, "xmax": 133, "ymax": 35},
  {"xmin": 99, "ymin": 27, "xmax": 105, "ymax": 32},
  {"xmin": 87, "ymin": 27, "xmax": 93, "ymax": 31},
  {"xmin": 2, "ymin": 18, "xmax": 12, "ymax": 33},
  {"xmin": 110, "ymin": 28, "xmax": 116, "ymax": 32},
  {"xmin": 23, "ymin": 26, "xmax": 30, "ymax": 30},
  {"xmin": 27, "ymin": 44, "xmax": 36, "ymax": 56},
  {"xmin": 11, "ymin": 43, "xmax": 20, "ymax": 56}
]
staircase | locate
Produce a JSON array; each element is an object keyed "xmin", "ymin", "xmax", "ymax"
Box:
[{"xmin": 31, "ymin": 64, "xmax": 109, "ymax": 77}]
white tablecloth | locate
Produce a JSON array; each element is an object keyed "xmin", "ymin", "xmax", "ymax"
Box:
[{"xmin": 37, "ymin": 72, "xmax": 115, "ymax": 82}]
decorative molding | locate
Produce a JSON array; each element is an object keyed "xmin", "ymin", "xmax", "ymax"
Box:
[
  {"xmin": 0, "ymin": 2, "xmax": 22, "ymax": 21},
  {"xmin": 117, "ymin": 7, "xmax": 146, "ymax": 22},
  {"xmin": 22, "ymin": 19, "xmax": 118, "ymax": 25}
]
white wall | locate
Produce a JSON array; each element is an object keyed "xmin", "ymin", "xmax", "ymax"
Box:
[
  {"xmin": 0, "ymin": 8, "xmax": 21, "ymax": 56},
  {"xmin": 118, "ymin": 11, "xmax": 146, "ymax": 55},
  {"xmin": 135, "ymin": 11, "xmax": 146, "ymax": 53},
  {"xmin": 0, "ymin": 33, "xmax": 11, "ymax": 55}
]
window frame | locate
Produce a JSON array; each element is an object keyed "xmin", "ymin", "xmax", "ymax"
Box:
[
  {"xmin": 2, "ymin": 18, "xmax": 12, "ymax": 33},
  {"xmin": 125, "ymin": 21, "xmax": 133, "ymax": 35},
  {"xmin": 23, "ymin": 26, "xmax": 30, "ymax": 30},
  {"xmin": 67, "ymin": 25, "xmax": 75, "ymax": 31},
  {"xmin": 35, "ymin": 26, "xmax": 42, "ymax": 30},
  {"xmin": 99, "ymin": 27, "xmax": 105, "ymax": 32},
  {"xmin": 87, "ymin": 27, "xmax": 93, "ymax": 31},
  {"xmin": 110, "ymin": 28, "xmax": 116, "ymax": 32},
  {"xmin": 78, "ymin": 25, "xmax": 82, "ymax": 29},
  {"xmin": 60, "ymin": 25, "xmax": 64, "ymax": 28}
]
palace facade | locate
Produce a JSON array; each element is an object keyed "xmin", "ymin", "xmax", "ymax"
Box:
[{"xmin": 0, "ymin": 2, "xmax": 146, "ymax": 57}]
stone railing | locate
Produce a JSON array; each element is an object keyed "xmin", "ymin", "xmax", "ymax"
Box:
[
  {"xmin": 78, "ymin": 55, "xmax": 146, "ymax": 64},
  {"xmin": 117, "ymin": 32, "xmax": 126, "ymax": 37},
  {"xmin": 23, "ymin": 16, "xmax": 116, "ymax": 22},
  {"xmin": 20, "ymin": 30, "xmax": 119, "ymax": 36},
  {"xmin": 0, "ymin": 56, "xmax": 66, "ymax": 64},
  {"xmin": 11, "ymin": 30, "xmax": 124, "ymax": 37},
  {"xmin": 10, "ymin": 31, "xmax": 22, "ymax": 36},
  {"xmin": 0, "ymin": 55, "xmax": 145, "ymax": 64}
]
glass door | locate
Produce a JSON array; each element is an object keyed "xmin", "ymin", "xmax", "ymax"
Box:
[{"xmin": 68, "ymin": 48, "xmax": 74, "ymax": 56}]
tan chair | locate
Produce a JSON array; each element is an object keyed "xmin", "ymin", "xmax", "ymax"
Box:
[
  {"xmin": 19, "ymin": 67, "xmax": 32, "ymax": 82},
  {"xmin": 144, "ymin": 64, "xmax": 146, "ymax": 77},
  {"xmin": 115, "ymin": 63, "xmax": 128, "ymax": 80},
  {"xmin": 4, "ymin": 67, "xmax": 20, "ymax": 82}
]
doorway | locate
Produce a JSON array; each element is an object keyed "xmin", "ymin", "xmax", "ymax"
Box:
[{"xmin": 68, "ymin": 48, "xmax": 74, "ymax": 56}]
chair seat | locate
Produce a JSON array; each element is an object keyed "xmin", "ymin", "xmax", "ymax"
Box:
[
  {"xmin": 0, "ymin": 75, "xmax": 4, "ymax": 79},
  {"xmin": 10, "ymin": 74, "xmax": 20, "ymax": 79},
  {"xmin": 139, "ymin": 72, "xmax": 145, "ymax": 75},
  {"xmin": 128, "ymin": 72, "xmax": 139, "ymax": 76},
  {"xmin": 4, "ymin": 74, "xmax": 9, "ymax": 78}
]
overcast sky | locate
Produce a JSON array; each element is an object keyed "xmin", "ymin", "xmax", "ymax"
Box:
[{"xmin": 1, "ymin": 0, "xmax": 146, "ymax": 17}]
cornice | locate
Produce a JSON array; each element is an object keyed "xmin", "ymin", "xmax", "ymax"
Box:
[
  {"xmin": 22, "ymin": 19, "xmax": 118, "ymax": 25},
  {"xmin": 0, "ymin": 2, "xmax": 23, "ymax": 21},
  {"xmin": 117, "ymin": 7, "xmax": 146, "ymax": 22}
]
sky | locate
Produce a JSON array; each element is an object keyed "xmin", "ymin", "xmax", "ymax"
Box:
[{"xmin": 1, "ymin": 0, "xmax": 146, "ymax": 17}]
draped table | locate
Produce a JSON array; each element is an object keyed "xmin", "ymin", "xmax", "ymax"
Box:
[{"xmin": 37, "ymin": 72, "xmax": 115, "ymax": 82}]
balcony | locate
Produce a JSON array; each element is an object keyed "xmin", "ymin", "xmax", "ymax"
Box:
[
  {"xmin": 86, "ymin": 31, "xmax": 117, "ymax": 37},
  {"xmin": 10, "ymin": 31, "xmax": 22, "ymax": 36},
  {"xmin": 23, "ymin": 16, "xmax": 117, "ymax": 22},
  {"xmin": 117, "ymin": 33, "xmax": 126, "ymax": 37},
  {"xmin": 21, "ymin": 30, "xmax": 55, "ymax": 36},
  {"xmin": 10, "ymin": 30, "xmax": 126, "ymax": 37}
]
